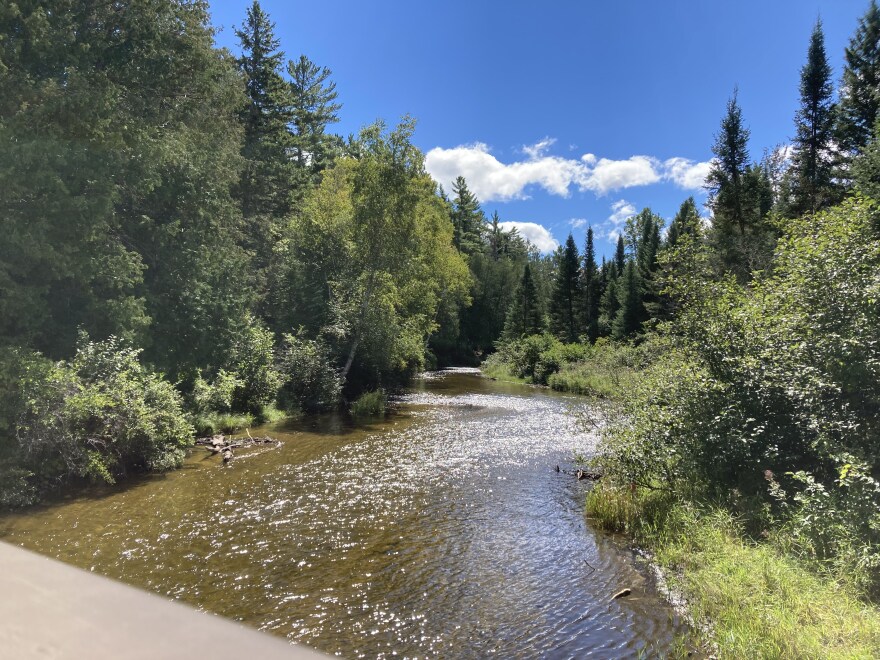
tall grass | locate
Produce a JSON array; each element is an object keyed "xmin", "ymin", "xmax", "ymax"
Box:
[{"xmin": 587, "ymin": 484, "xmax": 880, "ymax": 658}]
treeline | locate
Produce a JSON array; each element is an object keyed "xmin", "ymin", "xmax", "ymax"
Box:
[
  {"xmin": 583, "ymin": 1, "xmax": 880, "ymax": 621},
  {"xmin": 0, "ymin": 1, "xmax": 473, "ymax": 504}
]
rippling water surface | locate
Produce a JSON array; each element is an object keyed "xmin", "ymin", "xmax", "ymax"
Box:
[{"xmin": 0, "ymin": 368, "xmax": 685, "ymax": 658}]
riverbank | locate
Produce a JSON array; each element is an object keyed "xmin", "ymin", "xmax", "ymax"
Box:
[
  {"xmin": 587, "ymin": 485, "xmax": 880, "ymax": 658},
  {"xmin": 483, "ymin": 335, "xmax": 880, "ymax": 657}
]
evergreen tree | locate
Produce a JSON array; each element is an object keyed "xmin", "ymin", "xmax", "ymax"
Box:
[
  {"xmin": 614, "ymin": 235, "xmax": 626, "ymax": 275},
  {"xmin": 235, "ymin": 1, "xmax": 295, "ymax": 220},
  {"xmin": 450, "ymin": 176, "xmax": 485, "ymax": 255},
  {"xmin": 504, "ymin": 264, "xmax": 542, "ymax": 338},
  {"xmin": 853, "ymin": 116, "xmax": 880, "ymax": 199},
  {"xmin": 790, "ymin": 19, "xmax": 837, "ymax": 214},
  {"xmin": 708, "ymin": 88, "xmax": 750, "ymax": 235},
  {"xmin": 837, "ymin": 1, "xmax": 880, "ymax": 156},
  {"xmin": 667, "ymin": 197, "xmax": 701, "ymax": 248},
  {"xmin": 549, "ymin": 234, "xmax": 582, "ymax": 342},
  {"xmin": 580, "ymin": 227, "xmax": 600, "ymax": 343},
  {"xmin": 612, "ymin": 261, "xmax": 642, "ymax": 340},
  {"xmin": 288, "ymin": 54, "xmax": 342, "ymax": 186}
]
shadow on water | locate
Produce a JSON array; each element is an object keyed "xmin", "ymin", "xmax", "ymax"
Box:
[{"xmin": 0, "ymin": 367, "xmax": 688, "ymax": 658}]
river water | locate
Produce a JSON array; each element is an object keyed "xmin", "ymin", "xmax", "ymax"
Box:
[{"xmin": 0, "ymin": 368, "xmax": 686, "ymax": 658}]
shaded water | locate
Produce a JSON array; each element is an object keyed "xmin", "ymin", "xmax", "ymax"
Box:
[{"xmin": 0, "ymin": 369, "xmax": 685, "ymax": 658}]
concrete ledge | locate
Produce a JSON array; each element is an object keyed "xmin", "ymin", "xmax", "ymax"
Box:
[{"xmin": 0, "ymin": 541, "xmax": 327, "ymax": 659}]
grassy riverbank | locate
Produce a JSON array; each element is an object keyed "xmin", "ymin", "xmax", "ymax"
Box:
[{"xmin": 588, "ymin": 486, "xmax": 880, "ymax": 658}]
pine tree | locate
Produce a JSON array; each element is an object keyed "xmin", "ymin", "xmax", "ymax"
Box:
[
  {"xmin": 612, "ymin": 261, "xmax": 642, "ymax": 340},
  {"xmin": 667, "ymin": 197, "xmax": 701, "ymax": 248},
  {"xmin": 614, "ymin": 235, "xmax": 626, "ymax": 275},
  {"xmin": 708, "ymin": 88, "xmax": 751, "ymax": 235},
  {"xmin": 504, "ymin": 264, "xmax": 542, "ymax": 338},
  {"xmin": 790, "ymin": 19, "xmax": 837, "ymax": 214},
  {"xmin": 450, "ymin": 176, "xmax": 485, "ymax": 255},
  {"xmin": 580, "ymin": 227, "xmax": 600, "ymax": 343},
  {"xmin": 837, "ymin": 1, "xmax": 880, "ymax": 156},
  {"xmin": 235, "ymin": 1, "xmax": 295, "ymax": 221},
  {"xmin": 549, "ymin": 234, "xmax": 582, "ymax": 342},
  {"xmin": 288, "ymin": 54, "xmax": 342, "ymax": 185}
]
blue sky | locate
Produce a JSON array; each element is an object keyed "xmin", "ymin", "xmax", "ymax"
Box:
[{"xmin": 208, "ymin": 0, "xmax": 870, "ymax": 257}]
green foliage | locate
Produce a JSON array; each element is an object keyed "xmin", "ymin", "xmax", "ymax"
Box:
[
  {"xmin": 587, "ymin": 488, "xmax": 880, "ymax": 657},
  {"xmin": 837, "ymin": 0, "xmax": 880, "ymax": 157},
  {"xmin": 9, "ymin": 337, "xmax": 192, "ymax": 501},
  {"xmin": 228, "ymin": 317, "xmax": 282, "ymax": 415},
  {"xmin": 350, "ymin": 390, "xmax": 386, "ymax": 418},
  {"xmin": 277, "ymin": 331, "xmax": 341, "ymax": 413},
  {"xmin": 549, "ymin": 234, "xmax": 582, "ymax": 342},
  {"xmin": 598, "ymin": 197, "xmax": 880, "ymax": 595},
  {"xmin": 789, "ymin": 19, "xmax": 838, "ymax": 215}
]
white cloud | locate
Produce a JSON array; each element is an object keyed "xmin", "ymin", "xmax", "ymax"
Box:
[
  {"xmin": 498, "ymin": 221, "xmax": 559, "ymax": 253},
  {"xmin": 663, "ymin": 157, "xmax": 712, "ymax": 190},
  {"xmin": 569, "ymin": 217, "xmax": 588, "ymax": 229},
  {"xmin": 603, "ymin": 200, "xmax": 637, "ymax": 241},
  {"xmin": 583, "ymin": 155, "xmax": 661, "ymax": 194},
  {"xmin": 426, "ymin": 138, "xmax": 709, "ymax": 202}
]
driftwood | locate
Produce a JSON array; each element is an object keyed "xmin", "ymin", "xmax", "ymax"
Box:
[
  {"xmin": 612, "ymin": 588, "xmax": 632, "ymax": 600},
  {"xmin": 555, "ymin": 464, "xmax": 603, "ymax": 481},
  {"xmin": 195, "ymin": 433, "xmax": 279, "ymax": 462}
]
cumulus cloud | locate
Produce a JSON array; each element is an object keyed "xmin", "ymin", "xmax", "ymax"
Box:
[
  {"xmin": 569, "ymin": 217, "xmax": 588, "ymax": 229},
  {"xmin": 498, "ymin": 221, "xmax": 559, "ymax": 253},
  {"xmin": 663, "ymin": 157, "xmax": 712, "ymax": 190},
  {"xmin": 602, "ymin": 200, "xmax": 637, "ymax": 241},
  {"xmin": 425, "ymin": 138, "xmax": 710, "ymax": 202}
]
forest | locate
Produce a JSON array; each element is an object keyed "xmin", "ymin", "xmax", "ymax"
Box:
[{"xmin": 3, "ymin": 0, "xmax": 880, "ymax": 654}]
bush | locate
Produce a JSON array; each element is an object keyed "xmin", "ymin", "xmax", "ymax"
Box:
[
  {"xmin": 350, "ymin": 390, "xmax": 386, "ymax": 417},
  {"xmin": 11, "ymin": 336, "xmax": 193, "ymax": 499},
  {"xmin": 228, "ymin": 316, "xmax": 282, "ymax": 415},
  {"xmin": 277, "ymin": 331, "xmax": 341, "ymax": 413}
]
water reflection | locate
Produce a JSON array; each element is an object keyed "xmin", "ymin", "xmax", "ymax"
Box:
[{"xmin": 0, "ymin": 368, "xmax": 685, "ymax": 658}]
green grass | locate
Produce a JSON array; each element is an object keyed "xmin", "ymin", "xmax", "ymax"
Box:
[
  {"xmin": 587, "ymin": 484, "xmax": 880, "ymax": 658},
  {"xmin": 350, "ymin": 389, "xmax": 386, "ymax": 417},
  {"xmin": 480, "ymin": 361, "xmax": 530, "ymax": 385},
  {"xmin": 546, "ymin": 361, "xmax": 633, "ymax": 397},
  {"xmin": 192, "ymin": 412, "xmax": 255, "ymax": 436}
]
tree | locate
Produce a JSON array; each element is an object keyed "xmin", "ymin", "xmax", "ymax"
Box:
[
  {"xmin": 235, "ymin": 1, "xmax": 295, "ymax": 271},
  {"xmin": 667, "ymin": 197, "xmax": 701, "ymax": 248},
  {"xmin": 837, "ymin": 1, "xmax": 880, "ymax": 157},
  {"xmin": 581, "ymin": 227, "xmax": 601, "ymax": 343},
  {"xmin": 549, "ymin": 234, "xmax": 582, "ymax": 342},
  {"xmin": 614, "ymin": 235, "xmax": 626, "ymax": 275},
  {"xmin": 504, "ymin": 264, "xmax": 542, "ymax": 338},
  {"xmin": 612, "ymin": 261, "xmax": 642, "ymax": 340},
  {"xmin": 288, "ymin": 54, "xmax": 342, "ymax": 185},
  {"xmin": 790, "ymin": 19, "xmax": 837, "ymax": 214},
  {"xmin": 708, "ymin": 88, "xmax": 751, "ymax": 235},
  {"xmin": 450, "ymin": 176, "xmax": 485, "ymax": 255}
]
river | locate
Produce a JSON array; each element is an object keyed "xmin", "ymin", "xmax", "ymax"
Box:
[{"xmin": 0, "ymin": 368, "xmax": 686, "ymax": 658}]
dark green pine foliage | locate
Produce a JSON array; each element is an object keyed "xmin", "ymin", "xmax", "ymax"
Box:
[
  {"xmin": 614, "ymin": 235, "xmax": 626, "ymax": 275},
  {"xmin": 580, "ymin": 227, "xmax": 601, "ymax": 343},
  {"xmin": 790, "ymin": 19, "xmax": 838, "ymax": 215},
  {"xmin": 0, "ymin": 0, "xmax": 252, "ymax": 373},
  {"xmin": 235, "ymin": 1, "xmax": 295, "ymax": 262},
  {"xmin": 504, "ymin": 264, "xmax": 542, "ymax": 338},
  {"xmin": 667, "ymin": 197, "xmax": 701, "ymax": 248},
  {"xmin": 549, "ymin": 235, "xmax": 582, "ymax": 343},
  {"xmin": 837, "ymin": 1, "xmax": 880, "ymax": 157},
  {"xmin": 636, "ymin": 212, "xmax": 661, "ymax": 322},
  {"xmin": 450, "ymin": 176, "xmax": 485, "ymax": 255},
  {"xmin": 708, "ymin": 88, "xmax": 751, "ymax": 235},
  {"xmin": 288, "ymin": 54, "xmax": 342, "ymax": 188},
  {"xmin": 853, "ymin": 116, "xmax": 880, "ymax": 199},
  {"xmin": 612, "ymin": 261, "xmax": 642, "ymax": 340}
]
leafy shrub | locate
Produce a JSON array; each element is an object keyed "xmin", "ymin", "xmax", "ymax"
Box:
[
  {"xmin": 350, "ymin": 389, "xmax": 386, "ymax": 417},
  {"xmin": 228, "ymin": 316, "xmax": 282, "ymax": 415},
  {"xmin": 13, "ymin": 336, "xmax": 193, "ymax": 496},
  {"xmin": 277, "ymin": 331, "xmax": 341, "ymax": 413}
]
